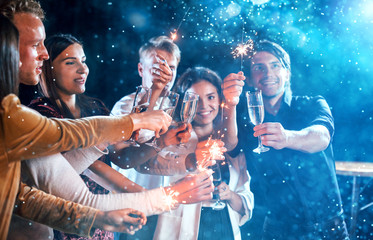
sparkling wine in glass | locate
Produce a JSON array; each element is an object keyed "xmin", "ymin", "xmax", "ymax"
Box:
[
  {"xmin": 178, "ymin": 92, "xmax": 199, "ymax": 147},
  {"xmin": 146, "ymin": 90, "xmax": 179, "ymax": 151},
  {"xmin": 126, "ymin": 86, "xmax": 151, "ymax": 147},
  {"xmin": 210, "ymin": 163, "xmax": 226, "ymax": 210},
  {"xmin": 180, "ymin": 92, "xmax": 199, "ymax": 123},
  {"xmin": 246, "ymin": 90, "xmax": 269, "ymax": 154}
]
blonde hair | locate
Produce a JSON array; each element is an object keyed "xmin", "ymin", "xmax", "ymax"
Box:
[
  {"xmin": 139, "ymin": 36, "xmax": 181, "ymax": 64},
  {"xmin": 0, "ymin": 0, "xmax": 45, "ymax": 21}
]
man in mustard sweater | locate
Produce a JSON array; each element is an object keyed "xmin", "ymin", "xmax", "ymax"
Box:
[{"xmin": 0, "ymin": 1, "xmax": 176, "ymax": 238}]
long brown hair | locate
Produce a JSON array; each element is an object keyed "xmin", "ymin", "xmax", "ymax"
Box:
[
  {"xmin": 173, "ymin": 66, "xmax": 223, "ymax": 127},
  {"xmin": 0, "ymin": 14, "xmax": 19, "ymax": 100},
  {"xmin": 41, "ymin": 34, "xmax": 108, "ymax": 118}
]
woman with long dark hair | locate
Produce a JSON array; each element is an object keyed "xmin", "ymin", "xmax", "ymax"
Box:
[
  {"xmin": 140, "ymin": 67, "xmax": 254, "ymax": 239},
  {"xmin": 0, "ymin": 14, "xmax": 176, "ymax": 240},
  {"xmin": 16, "ymin": 34, "xmax": 215, "ymax": 240},
  {"xmin": 0, "ymin": 14, "xmax": 19, "ymax": 99},
  {"xmin": 29, "ymin": 33, "xmax": 119, "ymax": 240}
]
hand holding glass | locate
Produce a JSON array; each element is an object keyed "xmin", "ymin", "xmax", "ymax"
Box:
[
  {"xmin": 126, "ymin": 86, "xmax": 151, "ymax": 147},
  {"xmin": 246, "ymin": 90, "xmax": 269, "ymax": 154},
  {"xmin": 210, "ymin": 163, "xmax": 226, "ymax": 210},
  {"xmin": 178, "ymin": 92, "xmax": 199, "ymax": 147},
  {"xmin": 146, "ymin": 90, "xmax": 179, "ymax": 151}
]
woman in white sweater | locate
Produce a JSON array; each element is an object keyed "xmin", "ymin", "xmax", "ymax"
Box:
[
  {"xmin": 8, "ymin": 35, "xmax": 214, "ymax": 240},
  {"xmin": 138, "ymin": 67, "xmax": 254, "ymax": 240}
]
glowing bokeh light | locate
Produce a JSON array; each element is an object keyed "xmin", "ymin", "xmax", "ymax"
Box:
[
  {"xmin": 40, "ymin": 0, "xmax": 373, "ymax": 237},
  {"xmin": 226, "ymin": 2, "xmax": 241, "ymax": 18},
  {"xmin": 361, "ymin": 1, "xmax": 373, "ymax": 19}
]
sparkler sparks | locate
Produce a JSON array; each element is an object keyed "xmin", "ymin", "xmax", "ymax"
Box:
[
  {"xmin": 232, "ymin": 40, "xmax": 254, "ymax": 58},
  {"xmin": 231, "ymin": 18, "xmax": 254, "ymax": 70},
  {"xmin": 197, "ymin": 137, "xmax": 224, "ymax": 171},
  {"xmin": 170, "ymin": 7, "xmax": 191, "ymax": 41},
  {"xmin": 164, "ymin": 189, "xmax": 179, "ymax": 209},
  {"xmin": 170, "ymin": 30, "xmax": 178, "ymax": 41},
  {"xmin": 209, "ymin": 140, "xmax": 224, "ymax": 160},
  {"xmin": 231, "ymin": 40, "xmax": 254, "ymax": 70}
]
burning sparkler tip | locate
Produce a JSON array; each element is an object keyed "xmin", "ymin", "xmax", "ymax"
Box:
[
  {"xmin": 164, "ymin": 189, "xmax": 179, "ymax": 209},
  {"xmin": 231, "ymin": 40, "xmax": 254, "ymax": 58},
  {"xmin": 170, "ymin": 32, "xmax": 177, "ymax": 41}
]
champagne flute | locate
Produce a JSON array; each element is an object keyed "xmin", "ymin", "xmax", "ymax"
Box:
[
  {"xmin": 126, "ymin": 86, "xmax": 151, "ymax": 147},
  {"xmin": 146, "ymin": 90, "xmax": 179, "ymax": 151},
  {"xmin": 210, "ymin": 163, "xmax": 226, "ymax": 210},
  {"xmin": 178, "ymin": 92, "xmax": 199, "ymax": 147},
  {"xmin": 246, "ymin": 90, "xmax": 269, "ymax": 154}
]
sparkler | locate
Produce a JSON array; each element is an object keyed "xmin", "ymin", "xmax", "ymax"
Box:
[
  {"xmin": 197, "ymin": 137, "xmax": 225, "ymax": 172},
  {"xmin": 164, "ymin": 188, "xmax": 179, "ymax": 209},
  {"xmin": 208, "ymin": 140, "xmax": 224, "ymax": 160},
  {"xmin": 231, "ymin": 19, "xmax": 254, "ymax": 71},
  {"xmin": 170, "ymin": 30, "xmax": 178, "ymax": 41},
  {"xmin": 232, "ymin": 40, "xmax": 254, "ymax": 71},
  {"xmin": 219, "ymin": 101, "xmax": 226, "ymax": 139},
  {"xmin": 170, "ymin": 7, "xmax": 191, "ymax": 41}
]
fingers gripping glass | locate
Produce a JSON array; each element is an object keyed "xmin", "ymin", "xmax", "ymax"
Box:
[
  {"xmin": 146, "ymin": 90, "xmax": 179, "ymax": 151},
  {"xmin": 246, "ymin": 90, "xmax": 269, "ymax": 154},
  {"xmin": 126, "ymin": 86, "xmax": 151, "ymax": 147},
  {"xmin": 178, "ymin": 92, "xmax": 199, "ymax": 147},
  {"xmin": 210, "ymin": 163, "xmax": 226, "ymax": 210}
]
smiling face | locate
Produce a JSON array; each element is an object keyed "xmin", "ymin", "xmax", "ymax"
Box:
[
  {"xmin": 250, "ymin": 51, "xmax": 290, "ymax": 102},
  {"xmin": 188, "ymin": 80, "xmax": 220, "ymax": 127},
  {"xmin": 13, "ymin": 13, "xmax": 49, "ymax": 85},
  {"xmin": 52, "ymin": 43, "xmax": 88, "ymax": 97}
]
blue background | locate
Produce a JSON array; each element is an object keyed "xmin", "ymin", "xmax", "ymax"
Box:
[{"xmin": 39, "ymin": 0, "xmax": 373, "ymax": 238}]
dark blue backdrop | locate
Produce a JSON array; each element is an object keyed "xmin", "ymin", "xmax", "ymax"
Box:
[{"xmin": 39, "ymin": 0, "xmax": 373, "ymax": 238}]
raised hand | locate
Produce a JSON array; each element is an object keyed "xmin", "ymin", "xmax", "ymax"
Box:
[
  {"xmin": 129, "ymin": 110, "xmax": 172, "ymax": 138},
  {"xmin": 253, "ymin": 122, "xmax": 288, "ymax": 150},
  {"xmin": 158, "ymin": 122, "xmax": 192, "ymax": 147},
  {"xmin": 94, "ymin": 208, "xmax": 147, "ymax": 235},
  {"xmin": 222, "ymin": 71, "xmax": 245, "ymax": 106},
  {"xmin": 195, "ymin": 139, "xmax": 226, "ymax": 169},
  {"xmin": 216, "ymin": 181, "xmax": 245, "ymax": 215},
  {"xmin": 151, "ymin": 54, "xmax": 174, "ymax": 90},
  {"xmin": 216, "ymin": 181, "xmax": 233, "ymax": 202},
  {"xmin": 254, "ymin": 123, "xmax": 331, "ymax": 153},
  {"xmin": 164, "ymin": 169, "xmax": 214, "ymax": 205}
]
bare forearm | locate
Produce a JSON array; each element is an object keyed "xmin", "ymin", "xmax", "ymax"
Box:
[
  {"xmin": 227, "ymin": 192, "xmax": 245, "ymax": 216},
  {"xmin": 109, "ymin": 143, "xmax": 157, "ymax": 169},
  {"xmin": 148, "ymin": 87, "xmax": 163, "ymax": 110},
  {"xmin": 286, "ymin": 125, "xmax": 330, "ymax": 153},
  {"xmin": 87, "ymin": 161, "xmax": 145, "ymax": 193},
  {"xmin": 136, "ymin": 151, "xmax": 188, "ymax": 176},
  {"xmin": 221, "ymin": 105, "xmax": 238, "ymax": 151}
]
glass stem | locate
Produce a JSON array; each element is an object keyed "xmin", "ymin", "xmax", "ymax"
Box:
[
  {"xmin": 258, "ymin": 135, "xmax": 263, "ymax": 148},
  {"xmin": 217, "ymin": 195, "xmax": 222, "ymax": 204}
]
